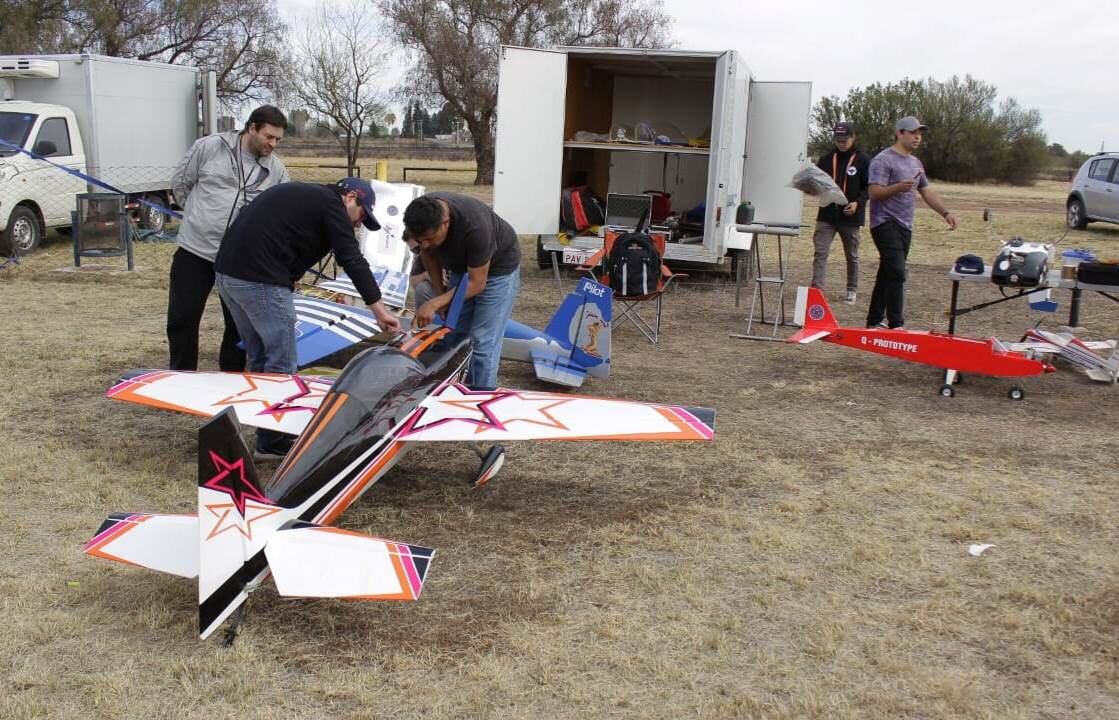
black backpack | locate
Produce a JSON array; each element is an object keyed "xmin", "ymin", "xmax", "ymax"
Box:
[{"xmin": 606, "ymin": 209, "xmax": 660, "ymax": 297}]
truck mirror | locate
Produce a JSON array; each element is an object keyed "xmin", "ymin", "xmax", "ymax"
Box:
[{"xmin": 33, "ymin": 140, "xmax": 58, "ymax": 157}]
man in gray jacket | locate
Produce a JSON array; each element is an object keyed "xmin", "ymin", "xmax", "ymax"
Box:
[{"xmin": 167, "ymin": 105, "xmax": 290, "ymax": 371}]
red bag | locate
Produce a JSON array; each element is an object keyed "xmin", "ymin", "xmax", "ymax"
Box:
[
  {"xmin": 643, "ymin": 190, "xmax": 671, "ymax": 224},
  {"xmin": 560, "ymin": 186, "xmax": 605, "ymax": 232}
]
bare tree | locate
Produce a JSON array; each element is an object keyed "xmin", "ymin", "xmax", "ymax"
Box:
[
  {"xmin": 0, "ymin": 0, "xmax": 288, "ymax": 103},
  {"xmin": 289, "ymin": 1, "xmax": 391, "ymax": 174},
  {"xmin": 381, "ymin": 0, "xmax": 673, "ymax": 185}
]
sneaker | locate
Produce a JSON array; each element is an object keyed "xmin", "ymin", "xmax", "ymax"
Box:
[
  {"xmin": 845, "ymin": 290, "xmax": 857, "ymax": 304},
  {"xmin": 867, "ymin": 320, "xmax": 888, "ymax": 329}
]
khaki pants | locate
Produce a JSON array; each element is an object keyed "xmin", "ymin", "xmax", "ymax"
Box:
[{"xmin": 810, "ymin": 222, "xmax": 860, "ymax": 292}]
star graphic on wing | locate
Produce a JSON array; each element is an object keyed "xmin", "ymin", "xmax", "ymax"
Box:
[
  {"xmin": 402, "ymin": 383, "xmax": 511, "ymax": 434},
  {"xmin": 469, "ymin": 392, "xmax": 573, "ymax": 434},
  {"xmin": 213, "ymin": 374, "xmax": 330, "ymax": 423}
]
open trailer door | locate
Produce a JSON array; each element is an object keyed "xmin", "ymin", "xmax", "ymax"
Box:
[
  {"xmin": 742, "ymin": 81, "xmax": 812, "ymax": 228},
  {"xmin": 493, "ymin": 46, "xmax": 567, "ymax": 235},
  {"xmin": 703, "ymin": 51, "xmax": 750, "ymax": 261}
]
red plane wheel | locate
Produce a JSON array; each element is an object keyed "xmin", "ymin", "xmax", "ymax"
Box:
[
  {"xmin": 1008, "ymin": 386, "xmax": 1025, "ymax": 401},
  {"xmin": 939, "ymin": 384, "xmax": 955, "ymax": 398}
]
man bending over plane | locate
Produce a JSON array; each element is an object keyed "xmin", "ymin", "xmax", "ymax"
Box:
[
  {"xmin": 215, "ymin": 177, "xmax": 402, "ymax": 461},
  {"xmin": 403, "ymin": 193, "xmax": 521, "ymax": 390}
]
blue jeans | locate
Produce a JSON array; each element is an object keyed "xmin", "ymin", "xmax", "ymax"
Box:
[
  {"xmin": 215, "ymin": 273, "xmax": 297, "ymax": 453},
  {"xmin": 448, "ymin": 269, "xmax": 520, "ymax": 390}
]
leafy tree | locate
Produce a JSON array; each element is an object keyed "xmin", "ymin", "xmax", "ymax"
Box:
[
  {"xmin": 0, "ymin": 0, "xmax": 288, "ymax": 103},
  {"xmin": 810, "ymin": 75, "xmax": 1048, "ymax": 184},
  {"xmin": 380, "ymin": 0, "xmax": 673, "ymax": 184},
  {"xmin": 288, "ymin": 1, "xmax": 390, "ymax": 173},
  {"xmin": 1048, "ymin": 143, "xmax": 1068, "ymax": 158}
]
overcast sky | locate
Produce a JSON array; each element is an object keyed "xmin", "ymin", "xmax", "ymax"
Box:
[{"xmin": 279, "ymin": 0, "xmax": 1117, "ymax": 153}]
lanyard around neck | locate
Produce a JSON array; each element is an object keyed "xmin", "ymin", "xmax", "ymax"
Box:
[{"xmin": 832, "ymin": 151, "xmax": 857, "ymax": 195}]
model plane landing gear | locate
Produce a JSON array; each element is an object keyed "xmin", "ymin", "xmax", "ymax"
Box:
[
  {"xmin": 939, "ymin": 384, "xmax": 955, "ymax": 398},
  {"xmin": 472, "ymin": 444, "xmax": 506, "ymax": 486},
  {"xmin": 1008, "ymin": 386, "xmax": 1025, "ymax": 401}
]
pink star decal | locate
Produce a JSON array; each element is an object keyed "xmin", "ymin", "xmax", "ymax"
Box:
[
  {"xmin": 400, "ymin": 383, "xmax": 512, "ymax": 435},
  {"xmin": 202, "ymin": 451, "xmax": 273, "ymax": 516},
  {"xmin": 214, "ymin": 374, "xmax": 329, "ymax": 423}
]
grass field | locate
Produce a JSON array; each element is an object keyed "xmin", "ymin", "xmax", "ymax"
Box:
[{"xmin": 2, "ymin": 172, "xmax": 1118, "ymax": 719}]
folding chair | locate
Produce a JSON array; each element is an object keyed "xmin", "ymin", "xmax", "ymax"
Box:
[{"xmin": 578, "ymin": 231, "xmax": 685, "ymax": 344}]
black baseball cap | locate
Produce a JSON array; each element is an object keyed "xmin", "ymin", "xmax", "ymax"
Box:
[
  {"xmin": 833, "ymin": 121, "xmax": 854, "ymax": 138},
  {"xmin": 336, "ymin": 177, "xmax": 381, "ymax": 231}
]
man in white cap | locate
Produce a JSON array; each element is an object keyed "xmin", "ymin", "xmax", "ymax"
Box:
[{"xmin": 865, "ymin": 116, "xmax": 957, "ymax": 329}]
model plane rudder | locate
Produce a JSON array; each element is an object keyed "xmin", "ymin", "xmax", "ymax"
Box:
[
  {"xmin": 788, "ymin": 286, "xmax": 838, "ymax": 344},
  {"xmin": 566, "ymin": 278, "xmax": 612, "ymax": 377},
  {"xmin": 196, "ymin": 408, "xmax": 286, "ymax": 640}
]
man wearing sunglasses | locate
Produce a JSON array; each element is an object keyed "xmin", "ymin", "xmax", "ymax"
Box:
[
  {"xmin": 215, "ymin": 177, "xmax": 402, "ymax": 461},
  {"xmin": 866, "ymin": 116, "xmax": 957, "ymax": 330}
]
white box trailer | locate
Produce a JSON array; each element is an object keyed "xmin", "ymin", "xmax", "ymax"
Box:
[
  {"xmin": 0, "ymin": 53, "xmax": 216, "ymax": 253},
  {"xmin": 492, "ymin": 46, "xmax": 810, "ymax": 266}
]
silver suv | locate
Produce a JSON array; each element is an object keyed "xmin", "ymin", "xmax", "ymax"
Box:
[{"xmin": 1067, "ymin": 152, "xmax": 1119, "ymax": 229}]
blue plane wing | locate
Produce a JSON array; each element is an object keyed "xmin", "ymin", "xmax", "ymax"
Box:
[{"xmin": 293, "ymin": 296, "xmax": 381, "ymax": 368}]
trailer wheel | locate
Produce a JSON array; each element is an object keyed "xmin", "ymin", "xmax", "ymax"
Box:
[
  {"xmin": 138, "ymin": 194, "xmax": 167, "ymax": 233},
  {"xmin": 2, "ymin": 206, "xmax": 42, "ymax": 256},
  {"xmin": 1008, "ymin": 386, "xmax": 1025, "ymax": 401},
  {"xmin": 938, "ymin": 384, "xmax": 955, "ymax": 398}
]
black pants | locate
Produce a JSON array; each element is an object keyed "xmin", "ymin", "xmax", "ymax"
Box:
[
  {"xmin": 866, "ymin": 220, "xmax": 912, "ymax": 328},
  {"xmin": 167, "ymin": 248, "xmax": 246, "ymax": 371}
]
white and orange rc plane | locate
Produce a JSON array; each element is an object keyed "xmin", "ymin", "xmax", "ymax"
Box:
[{"xmin": 84, "ymin": 283, "xmax": 715, "ymax": 642}]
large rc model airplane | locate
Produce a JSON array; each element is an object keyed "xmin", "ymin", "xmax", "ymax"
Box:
[
  {"xmin": 789, "ymin": 287, "xmax": 1054, "ymax": 399},
  {"xmin": 85, "ymin": 285, "xmax": 713, "ymax": 641},
  {"xmin": 294, "ymin": 277, "xmax": 613, "ymax": 387}
]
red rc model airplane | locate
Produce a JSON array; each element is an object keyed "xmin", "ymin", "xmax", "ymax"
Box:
[{"xmin": 788, "ymin": 287, "xmax": 1054, "ymax": 400}]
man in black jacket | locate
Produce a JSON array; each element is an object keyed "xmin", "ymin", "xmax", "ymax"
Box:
[
  {"xmin": 811, "ymin": 121, "xmax": 871, "ymax": 303},
  {"xmin": 215, "ymin": 177, "xmax": 402, "ymax": 460}
]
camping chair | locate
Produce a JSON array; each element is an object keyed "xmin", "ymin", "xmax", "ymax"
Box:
[{"xmin": 577, "ymin": 230, "xmax": 685, "ymax": 344}]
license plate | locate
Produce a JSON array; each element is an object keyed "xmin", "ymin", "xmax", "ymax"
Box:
[{"xmin": 562, "ymin": 248, "xmax": 592, "ymax": 265}]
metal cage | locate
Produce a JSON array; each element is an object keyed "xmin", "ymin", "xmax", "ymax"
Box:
[{"xmin": 72, "ymin": 193, "xmax": 133, "ymax": 270}]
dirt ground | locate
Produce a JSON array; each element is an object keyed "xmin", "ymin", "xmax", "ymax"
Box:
[{"xmin": 1, "ymin": 178, "xmax": 1117, "ymax": 719}]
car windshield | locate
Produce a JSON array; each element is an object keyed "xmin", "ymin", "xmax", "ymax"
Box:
[{"xmin": 0, "ymin": 112, "xmax": 36, "ymax": 157}]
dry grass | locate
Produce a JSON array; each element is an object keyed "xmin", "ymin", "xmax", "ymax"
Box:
[{"xmin": 2, "ymin": 173, "xmax": 1118, "ymax": 719}]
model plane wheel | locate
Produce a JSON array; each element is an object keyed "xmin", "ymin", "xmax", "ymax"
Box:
[
  {"xmin": 939, "ymin": 384, "xmax": 955, "ymax": 398},
  {"xmin": 1008, "ymin": 386, "xmax": 1025, "ymax": 401}
]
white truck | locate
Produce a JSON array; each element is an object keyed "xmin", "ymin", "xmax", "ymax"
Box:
[
  {"xmin": 492, "ymin": 46, "xmax": 810, "ymax": 268},
  {"xmin": 0, "ymin": 53, "xmax": 217, "ymax": 255}
]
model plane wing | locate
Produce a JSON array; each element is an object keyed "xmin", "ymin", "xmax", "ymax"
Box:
[
  {"xmin": 398, "ymin": 382, "xmax": 715, "ymax": 442},
  {"xmin": 294, "ymin": 295, "xmax": 382, "ymax": 368},
  {"xmin": 107, "ymin": 370, "xmax": 334, "ymax": 436}
]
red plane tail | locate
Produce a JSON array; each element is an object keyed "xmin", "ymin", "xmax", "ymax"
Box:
[{"xmin": 788, "ymin": 287, "xmax": 839, "ymax": 344}]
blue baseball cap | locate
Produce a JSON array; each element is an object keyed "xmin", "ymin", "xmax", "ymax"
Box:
[{"xmin": 336, "ymin": 177, "xmax": 381, "ymax": 231}]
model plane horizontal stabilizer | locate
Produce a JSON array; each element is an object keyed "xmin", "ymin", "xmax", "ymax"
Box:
[
  {"xmin": 265, "ymin": 522, "xmax": 433, "ymax": 600},
  {"xmin": 529, "ymin": 347, "xmax": 588, "ymax": 387},
  {"xmin": 83, "ymin": 512, "xmax": 199, "ymax": 578}
]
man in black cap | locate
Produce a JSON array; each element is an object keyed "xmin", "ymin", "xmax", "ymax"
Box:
[
  {"xmin": 811, "ymin": 121, "xmax": 870, "ymax": 304},
  {"xmin": 215, "ymin": 177, "xmax": 402, "ymax": 460}
]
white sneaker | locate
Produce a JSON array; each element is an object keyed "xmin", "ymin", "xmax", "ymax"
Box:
[{"xmin": 845, "ymin": 290, "xmax": 857, "ymax": 304}]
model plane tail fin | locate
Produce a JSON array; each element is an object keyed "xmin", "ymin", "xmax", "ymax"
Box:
[
  {"xmin": 788, "ymin": 286, "xmax": 838, "ymax": 343},
  {"xmin": 196, "ymin": 408, "xmax": 280, "ymax": 639},
  {"xmin": 548, "ymin": 277, "xmax": 613, "ymax": 378},
  {"xmin": 264, "ymin": 522, "xmax": 434, "ymax": 600}
]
